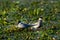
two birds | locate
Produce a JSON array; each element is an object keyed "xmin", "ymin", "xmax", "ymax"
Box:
[{"xmin": 16, "ymin": 17, "xmax": 43, "ymax": 30}]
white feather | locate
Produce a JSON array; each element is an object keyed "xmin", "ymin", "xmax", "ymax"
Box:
[{"xmin": 31, "ymin": 17, "xmax": 42, "ymax": 29}]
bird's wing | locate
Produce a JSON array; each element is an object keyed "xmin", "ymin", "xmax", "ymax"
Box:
[{"xmin": 29, "ymin": 22, "xmax": 38, "ymax": 25}]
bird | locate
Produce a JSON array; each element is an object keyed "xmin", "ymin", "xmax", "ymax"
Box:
[
  {"xmin": 30, "ymin": 17, "xmax": 43, "ymax": 30},
  {"xmin": 16, "ymin": 17, "xmax": 43, "ymax": 31},
  {"xmin": 16, "ymin": 21, "xmax": 34, "ymax": 28}
]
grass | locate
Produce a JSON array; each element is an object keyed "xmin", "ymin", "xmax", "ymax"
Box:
[{"xmin": 0, "ymin": 0, "xmax": 60, "ymax": 40}]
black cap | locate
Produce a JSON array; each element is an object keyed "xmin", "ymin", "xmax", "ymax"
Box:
[
  {"xmin": 18, "ymin": 21, "xmax": 21, "ymax": 23},
  {"xmin": 40, "ymin": 16, "xmax": 43, "ymax": 19}
]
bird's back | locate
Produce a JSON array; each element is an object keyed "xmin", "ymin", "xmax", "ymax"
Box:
[{"xmin": 17, "ymin": 22, "xmax": 34, "ymax": 28}]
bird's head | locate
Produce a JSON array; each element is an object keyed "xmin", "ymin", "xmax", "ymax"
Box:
[
  {"xmin": 18, "ymin": 21, "xmax": 21, "ymax": 24},
  {"xmin": 38, "ymin": 17, "xmax": 43, "ymax": 20}
]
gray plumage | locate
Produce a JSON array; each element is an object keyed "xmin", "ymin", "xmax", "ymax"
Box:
[
  {"xmin": 16, "ymin": 21, "xmax": 34, "ymax": 28},
  {"xmin": 16, "ymin": 17, "xmax": 43, "ymax": 29}
]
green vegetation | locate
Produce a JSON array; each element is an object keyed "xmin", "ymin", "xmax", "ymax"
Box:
[{"xmin": 0, "ymin": 0, "xmax": 60, "ymax": 40}]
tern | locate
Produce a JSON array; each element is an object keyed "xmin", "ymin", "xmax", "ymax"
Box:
[{"xmin": 31, "ymin": 17, "xmax": 43, "ymax": 30}]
